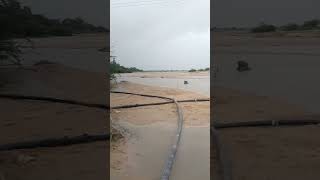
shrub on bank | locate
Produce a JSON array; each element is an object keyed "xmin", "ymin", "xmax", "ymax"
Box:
[
  {"xmin": 251, "ymin": 23, "xmax": 277, "ymax": 33},
  {"xmin": 281, "ymin": 23, "xmax": 300, "ymax": 31},
  {"xmin": 301, "ymin": 19, "xmax": 320, "ymax": 30},
  {"xmin": 110, "ymin": 59, "xmax": 143, "ymax": 75}
]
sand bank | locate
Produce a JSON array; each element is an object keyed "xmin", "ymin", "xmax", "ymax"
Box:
[
  {"xmin": 0, "ymin": 63, "xmax": 108, "ymax": 180},
  {"xmin": 110, "ymin": 81, "xmax": 210, "ymax": 180}
]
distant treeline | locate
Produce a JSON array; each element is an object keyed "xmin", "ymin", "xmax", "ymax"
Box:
[
  {"xmin": 0, "ymin": 0, "xmax": 108, "ymax": 65},
  {"xmin": 110, "ymin": 59, "xmax": 143, "ymax": 74},
  {"xmin": 0, "ymin": 0, "xmax": 108, "ymax": 39},
  {"xmin": 189, "ymin": 67, "xmax": 210, "ymax": 72},
  {"xmin": 251, "ymin": 19, "xmax": 320, "ymax": 33}
]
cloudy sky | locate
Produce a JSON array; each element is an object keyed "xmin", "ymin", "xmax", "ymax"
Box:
[
  {"xmin": 212, "ymin": 0, "xmax": 320, "ymax": 28},
  {"xmin": 20, "ymin": 0, "xmax": 108, "ymax": 27},
  {"xmin": 111, "ymin": 0, "xmax": 210, "ymax": 70}
]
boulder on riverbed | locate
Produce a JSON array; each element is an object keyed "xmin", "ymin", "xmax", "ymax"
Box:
[{"xmin": 237, "ymin": 60, "xmax": 251, "ymax": 72}]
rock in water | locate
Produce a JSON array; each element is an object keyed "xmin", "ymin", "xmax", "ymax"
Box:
[
  {"xmin": 237, "ymin": 60, "xmax": 251, "ymax": 72},
  {"xmin": 15, "ymin": 154, "xmax": 36, "ymax": 165}
]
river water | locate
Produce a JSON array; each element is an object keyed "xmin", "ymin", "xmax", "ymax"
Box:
[{"xmin": 117, "ymin": 74, "xmax": 210, "ymax": 97}]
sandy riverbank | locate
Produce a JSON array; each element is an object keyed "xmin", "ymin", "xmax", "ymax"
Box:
[
  {"xmin": 212, "ymin": 30, "xmax": 320, "ymax": 180},
  {"xmin": 110, "ymin": 81, "xmax": 210, "ymax": 180},
  {"xmin": 0, "ymin": 54, "xmax": 109, "ymax": 180},
  {"xmin": 213, "ymin": 85, "xmax": 320, "ymax": 180},
  {"xmin": 111, "ymin": 69, "xmax": 320, "ymax": 180},
  {"xmin": 0, "ymin": 32, "xmax": 112, "ymax": 180}
]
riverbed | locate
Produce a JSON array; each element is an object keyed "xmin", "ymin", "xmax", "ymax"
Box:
[
  {"xmin": 213, "ymin": 31, "xmax": 320, "ymax": 114},
  {"xmin": 110, "ymin": 81, "xmax": 210, "ymax": 180}
]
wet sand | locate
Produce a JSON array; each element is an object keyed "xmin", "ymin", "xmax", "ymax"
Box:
[
  {"xmin": 0, "ymin": 33, "xmax": 109, "ymax": 180},
  {"xmin": 213, "ymin": 85, "xmax": 320, "ymax": 180},
  {"xmin": 219, "ymin": 126, "xmax": 320, "ymax": 180},
  {"xmin": 213, "ymin": 31, "xmax": 320, "ymax": 180},
  {"xmin": 213, "ymin": 31, "xmax": 320, "ymax": 114},
  {"xmin": 0, "ymin": 63, "xmax": 109, "ymax": 180},
  {"xmin": 18, "ymin": 33, "xmax": 108, "ymax": 73}
]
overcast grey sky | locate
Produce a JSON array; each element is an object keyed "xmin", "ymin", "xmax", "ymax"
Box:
[
  {"xmin": 20, "ymin": 0, "xmax": 108, "ymax": 27},
  {"xmin": 212, "ymin": 0, "xmax": 320, "ymax": 27},
  {"xmin": 111, "ymin": 0, "xmax": 210, "ymax": 70}
]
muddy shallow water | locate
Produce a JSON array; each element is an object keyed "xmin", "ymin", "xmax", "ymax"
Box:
[
  {"xmin": 111, "ymin": 122, "xmax": 176, "ymax": 180},
  {"xmin": 111, "ymin": 122, "xmax": 210, "ymax": 180},
  {"xmin": 117, "ymin": 74, "xmax": 210, "ymax": 96}
]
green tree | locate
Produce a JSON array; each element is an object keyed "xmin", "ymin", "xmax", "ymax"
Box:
[
  {"xmin": 281, "ymin": 23, "xmax": 299, "ymax": 31},
  {"xmin": 251, "ymin": 23, "xmax": 276, "ymax": 33},
  {"xmin": 302, "ymin": 19, "xmax": 320, "ymax": 30}
]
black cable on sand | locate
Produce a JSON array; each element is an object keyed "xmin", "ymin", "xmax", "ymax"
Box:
[
  {"xmin": 213, "ymin": 119, "xmax": 320, "ymax": 129},
  {"xmin": 0, "ymin": 134, "xmax": 109, "ymax": 151},
  {"xmin": 111, "ymin": 98, "xmax": 210, "ymax": 109},
  {"xmin": 110, "ymin": 91, "xmax": 185, "ymax": 180},
  {"xmin": 110, "ymin": 90, "xmax": 173, "ymax": 101},
  {"xmin": 211, "ymin": 118, "xmax": 320, "ymax": 180},
  {"xmin": 0, "ymin": 93, "xmax": 209, "ymax": 110},
  {"xmin": 0, "ymin": 94, "xmax": 109, "ymax": 109},
  {"xmin": 0, "ymin": 91, "xmax": 205, "ymax": 179},
  {"xmin": 160, "ymin": 99, "xmax": 184, "ymax": 180}
]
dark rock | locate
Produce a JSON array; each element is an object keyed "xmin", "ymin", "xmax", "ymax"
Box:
[{"xmin": 237, "ymin": 60, "xmax": 251, "ymax": 72}]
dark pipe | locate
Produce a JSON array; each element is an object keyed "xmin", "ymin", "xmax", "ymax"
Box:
[{"xmin": 0, "ymin": 134, "xmax": 109, "ymax": 151}]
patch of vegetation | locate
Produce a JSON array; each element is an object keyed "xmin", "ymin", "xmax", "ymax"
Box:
[
  {"xmin": 280, "ymin": 23, "xmax": 299, "ymax": 31},
  {"xmin": 250, "ymin": 19, "xmax": 320, "ymax": 34},
  {"xmin": 0, "ymin": 0, "xmax": 108, "ymax": 39},
  {"xmin": 198, "ymin": 67, "xmax": 210, "ymax": 71},
  {"xmin": 301, "ymin": 19, "xmax": 320, "ymax": 30},
  {"xmin": 189, "ymin": 67, "xmax": 209, "ymax": 72},
  {"xmin": 0, "ymin": 0, "xmax": 108, "ymax": 66},
  {"xmin": 251, "ymin": 23, "xmax": 276, "ymax": 33},
  {"xmin": 110, "ymin": 59, "xmax": 142, "ymax": 79}
]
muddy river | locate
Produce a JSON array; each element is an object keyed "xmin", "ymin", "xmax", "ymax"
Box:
[{"xmin": 117, "ymin": 74, "xmax": 210, "ymax": 96}]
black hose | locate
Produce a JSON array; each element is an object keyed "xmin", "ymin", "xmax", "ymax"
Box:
[
  {"xmin": 110, "ymin": 91, "xmax": 184, "ymax": 180},
  {"xmin": 161, "ymin": 99, "xmax": 184, "ymax": 180},
  {"xmin": 111, "ymin": 98, "xmax": 210, "ymax": 109},
  {"xmin": 0, "ymin": 134, "xmax": 109, "ymax": 151},
  {"xmin": 211, "ymin": 118, "xmax": 320, "ymax": 180},
  {"xmin": 213, "ymin": 119, "xmax": 320, "ymax": 129},
  {"xmin": 0, "ymin": 91, "xmax": 206, "ymax": 179},
  {"xmin": 0, "ymin": 94, "xmax": 109, "ymax": 109},
  {"xmin": 110, "ymin": 91, "xmax": 173, "ymax": 101}
]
